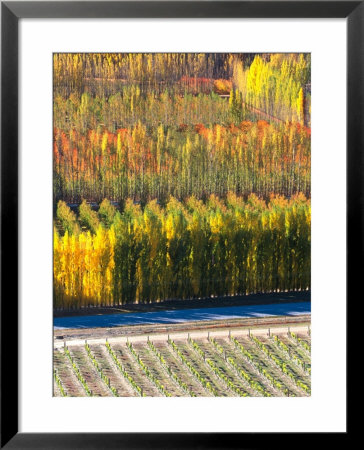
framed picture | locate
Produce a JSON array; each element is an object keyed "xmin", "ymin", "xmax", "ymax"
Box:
[{"xmin": 1, "ymin": 1, "xmax": 356, "ymax": 448}]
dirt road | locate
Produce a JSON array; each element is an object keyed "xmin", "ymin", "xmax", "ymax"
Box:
[
  {"xmin": 54, "ymin": 322, "xmax": 310, "ymax": 349},
  {"xmin": 54, "ymin": 314, "xmax": 310, "ymax": 347}
]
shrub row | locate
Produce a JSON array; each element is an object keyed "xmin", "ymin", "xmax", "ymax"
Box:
[
  {"xmin": 273, "ymin": 335, "xmax": 310, "ymax": 375},
  {"xmin": 85, "ymin": 343, "xmax": 118, "ymax": 396},
  {"xmin": 230, "ymin": 336, "xmax": 289, "ymax": 395},
  {"xmin": 204, "ymin": 358, "xmax": 248, "ymax": 397},
  {"xmin": 188, "ymin": 336, "xmax": 206, "ymax": 360},
  {"xmin": 251, "ymin": 335, "xmax": 310, "ymax": 395},
  {"xmin": 54, "ymin": 369, "xmax": 67, "ymax": 397},
  {"xmin": 105, "ymin": 341, "xmax": 145, "ymax": 396},
  {"xmin": 126, "ymin": 342, "xmax": 171, "ymax": 397},
  {"xmin": 168, "ymin": 339, "xmax": 218, "ymax": 396},
  {"xmin": 64, "ymin": 347, "xmax": 92, "ymax": 396},
  {"xmin": 289, "ymin": 331, "xmax": 311, "ymax": 353},
  {"xmin": 147, "ymin": 340, "xmax": 196, "ymax": 397},
  {"xmin": 188, "ymin": 337, "xmax": 248, "ymax": 397}
]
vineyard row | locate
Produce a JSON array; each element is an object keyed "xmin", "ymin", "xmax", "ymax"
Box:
[{"xmin": 54, "ymin": 334, "xmax": 311, "ymax": 397}]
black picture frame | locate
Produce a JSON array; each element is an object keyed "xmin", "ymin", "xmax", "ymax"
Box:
[{"xmin": 1, "ymin": 1, "xmax": 357, "ymax": 448}]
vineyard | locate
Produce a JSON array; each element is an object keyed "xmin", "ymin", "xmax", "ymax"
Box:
[{"xmin": 53, "ymin": 328, "xmax": 311, "ymax": 397}]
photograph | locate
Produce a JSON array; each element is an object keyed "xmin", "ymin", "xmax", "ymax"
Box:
[{"xmin": 52, "ymin": 52, "xmax": 311, "ymax": 398}]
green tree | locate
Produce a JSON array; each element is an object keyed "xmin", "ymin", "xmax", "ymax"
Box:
[
  {"xmin": 56, "ymin": 200, "xmax": 79, "ymax": 235},
  {"xmin": 79, "ymin": 200, "xmax": 100, "ymax": 233},
  {"xmin": 99, "ymin": 199, "xmax": 116, "ymax": 228}
]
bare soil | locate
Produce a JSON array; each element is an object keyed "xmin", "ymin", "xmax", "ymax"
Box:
[{"xmin": 54, "ymin": 313, "xmax": 311, "ymax": 342}]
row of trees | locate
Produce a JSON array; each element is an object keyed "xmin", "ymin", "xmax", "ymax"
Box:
[
  {"xmin": 54, "ymin": 54, "xmax": 310, "ymax": 132},
  {"xmin": 242, "ymin": 54, "xmax": 310, "ymax": 126},
  {"xmin": 53, "ymin": 53, "xmax": 250, "ymax": 97},
  {"xmin": 54, "ymin": 89, "xmax": 237, "ymax": 133},
  {"xmin": 53, "ymin": 193, "xmax": 310, "ymax": 309},
  {"xmin": 54, "ymin": 120, "xmax": 310, "ymax": 203},
  {"xmin": 54, "ymin": 53, "xmax": 236, "ymax": 98},
  {"xmin": 56, "ymin": 198, "xmax": 117, "ymax": 235},
  {"xmin": 54, "ymin": 53, "xmax": 310, "ymax": 124},
  {"xmin": 53, "ymin": 53, "xmax": 309, "ymax": 95}
]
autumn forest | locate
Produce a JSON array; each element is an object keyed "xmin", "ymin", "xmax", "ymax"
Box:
[{"xmin": 53, "ymin": 53, "xmax": 311, "ymax": 309}]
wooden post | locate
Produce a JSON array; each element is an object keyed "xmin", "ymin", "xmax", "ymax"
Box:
[
  {"xmin": 208, "ymin": 332, "xmax": 210, "ymax": 340},
  {"xmin": 248, "ymin": 329, "xmax": 250, "ymax": 338},
  {"xmin": 268, "ymin": 328, "xmax": 270, "ymax": 337},
  {"xmin": 229, "ymin": 330, "xmax": 231, "ymax": 339},
  {"xmin": 288, "ymin": 326, "xmax": 290, "ymax": 336}
]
